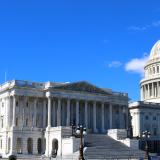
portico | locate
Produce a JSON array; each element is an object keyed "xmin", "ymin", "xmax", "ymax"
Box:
[
  {"xmin": 0, "ymin": 80, "xmax": 128, "ymax": 157},
  {"xmin": 45, "ymin": 96, "xmax": 128, "ymax": 133}
]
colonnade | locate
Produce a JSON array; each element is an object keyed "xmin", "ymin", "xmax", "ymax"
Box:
[
  {"xmin": 141, "ymin": 81, "xmax": 160, "ymax": 100},
  {"xmin": 8, "ymin": 95, "xmax": 127, "ymax": 133},
  {"xmin": 47, "ymin": 96, "xmax": 127, "ymax": 132}
]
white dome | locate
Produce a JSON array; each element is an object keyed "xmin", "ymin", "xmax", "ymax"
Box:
[{"xmin": 149, "ymin": 40, "xmax": 160, "ymax": 59}]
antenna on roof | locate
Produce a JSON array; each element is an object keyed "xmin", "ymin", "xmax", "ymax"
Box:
[{"xmin": 4, "ymin": 71, "xmax": 7, "ymax": 82}]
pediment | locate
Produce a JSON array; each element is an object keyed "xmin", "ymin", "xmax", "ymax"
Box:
[{"xmin": 54, "ymin": 81, "xmax": 111, "ymax": 95}]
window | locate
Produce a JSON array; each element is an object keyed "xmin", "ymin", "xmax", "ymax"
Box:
[
  {"xmin": 26, "ymin": 102, "xmax": 29, "ymax": 107},
  {"xmin": 16, "ymin": 138, "xmax": 22, "ymax": 154},
  {"xmin": 145, "ymin": 115, "xmax": 149, "ymax": 120},
  {"xmin": 1, "ymin": 117, "xmax": 3, "ymax": 128},
  {"xmin": 150, "ymin": 68, "xmax": 152, "ymax": 75},
  {"xmin": 154, "ymin": 128, "xmax": 157, "ymax": 135},
  {"xmin": 8, "ymin": 138, "xmax": 11, "ymax": 153},
  {"xmin": 116, "ymin": 110, "xmax": 119, "ymax": 114},
  {"xmin": 2, "ymin": 103, "xmax": 4, "ymax": 107},
  {"xmin": 0, "ymin": 139, "xmax": 2, "ymax": 149},
  {"xmin": 153, "ymin": 67, "xmax": 155, "ymax": 74},
  {"xmin": 153, "ymin": 116, "xmax": 157, "ymax": 120},
  {"xmin": 26, "ymin": 119, "xmax": 28, "ymax": 126},
  {"xmin": 16, "ymin": 117, "xmax": 18, "ymax": 126},
  {"xmin": 16, "ymin": 101, "xmax": 18, "ymax": 107},
  {"xmin": 157, "ymin": 66, "xmax": 159, "ymax": 73}
]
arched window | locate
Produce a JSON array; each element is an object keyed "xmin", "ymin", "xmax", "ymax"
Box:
[
  {"xmin": 16, "ymin": 117, "xmax": 18, "ymax": 126},
  {"xmin": 150, "ymin": 68, "xmax": 152, "ymax": 75},
  {"xmin": 26, "ymin": 119, "xmax": 28, "ymax": 126},
  {"xmin": 145, "ymin": 115, "xmax": 149, "ymax": 120},
  {"xmin": 154, "ymin": 128, "xmax": 157, "ymax": 136},
  {"xmin": 8, "ymin": 138, "xmax": 11, "ymax": 153},
  {"xmin": 37, "ymin": 138, "xmax": 42, "ymax": 154},
  {"xmin": 52, "ymin": 139, "xmax": 58, "ymax": 157},
  {"xmin": 153, "ymin": 67, "xmax": 155, "ymax": 74},
  {"xmin": 157, "ymin": 66, "xmax": 159, "ymax": 73},
  {"xmin": 16, "ymin": 101, "xmax": 18, "ymax": 107},
  {"xmin": 43, "ymin": 138, "xmax": 46, "ymax": 154},
  {"xmin": 27, "ymin": 138, "xmax": 33, "ymax": 154},
  {"xmin": 0, "ymin": 139, "xmax": 2, "ymax": 149},
  {"xmin": 16, "ymin": 138, "xmax": 22, "ymax": 154}
]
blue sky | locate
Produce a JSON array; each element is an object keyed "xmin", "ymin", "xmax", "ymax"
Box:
[{"xmin": 0, "ymin": 0, "xmax": 160, "ymax": 101}]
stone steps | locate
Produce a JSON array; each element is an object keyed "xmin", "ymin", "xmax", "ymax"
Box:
[{"xmin": 84, "ymin": 134, "xmax": 145, "ymax": 159}]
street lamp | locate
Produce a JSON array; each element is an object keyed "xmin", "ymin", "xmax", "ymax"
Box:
[
  {"xmin": 76, "ymin": 125, "xmax": 87, "ymax": 160},
  {"xmin": 142, "ymin": 130, "xmax": 151, "ymax": 160}
]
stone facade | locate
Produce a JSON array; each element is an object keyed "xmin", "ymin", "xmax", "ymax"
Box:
[
  {"xmin": 0, "ymin": 80, "xmax": 128, "ymax": 157},
  {"xmin": 129, "ymin": 41, "xmax": 160, "ymax": 152},
  {"xmin": 140, "ymin": 40, "xmax": 160, "ymax": 103}
]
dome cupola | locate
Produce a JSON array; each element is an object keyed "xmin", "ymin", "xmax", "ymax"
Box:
[
  {"xmin": 149, "ymin": 40, "xmax": 160, "ymax": 60},
  {"xmin": 140, "ymin": 40, "xmax": 160, "ymax": 103}
]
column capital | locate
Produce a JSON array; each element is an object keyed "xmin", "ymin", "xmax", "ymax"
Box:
[{"xmin": 46, "ymin": 91, "xmax": 52, "ymax": 98}]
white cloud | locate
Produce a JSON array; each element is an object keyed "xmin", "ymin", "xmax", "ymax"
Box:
[
  {"xmin": 128, "ymin": 25, "xmax": 149, "ymax": 31},
  {"xmin": 108, "ymin": 61, "xmax": 122, "ymax": 68},
  {"xmin": 125, "ymin": 55, "xmax": 149, "ymax": 75},
  {"xmin": 128, "ymin": 20, "xmax": 160, "ymax": 31},
  {"xmin": 152, "ymin": 20, "xmax": 160, "ymax": 27}
]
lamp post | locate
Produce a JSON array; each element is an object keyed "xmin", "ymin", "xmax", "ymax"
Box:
[
  {"xmin": 76, "ymin": 125, "xmax": 87, "ymax": 160},
  {"xmin": 142, "ymin": 130, "xmax": 151, "ymax": 160},
  {"xmin": 71, "ymin": 123, "xmax": 76, "ymax": 136}
]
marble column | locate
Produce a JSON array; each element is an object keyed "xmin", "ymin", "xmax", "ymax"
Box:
[
  {"xmin": 52, "ymin": 101, "xmax": 56, "ymax": 127},
  {"xmin": 146, "ymin": 84, "xmax": 148, "ymax": 98},
  {"xmin": 6, "ymin": 97, "xmax": 10, "ymax": 128},
  {"xmin": 140, "ymin": 87, "xmax": 143, "ymax": 100},
  {"xmin": 158, "ymin": 82, "xmax": 160, "ymax": 97},
  {"xmin": 43, "ymin": 100, "xmax": 46, "ymax": 127},
  {"xmin": 85, "ymin": 101, "xmax": 88, "ymax": 128},
  {"xmin": 148, "ymin": 84, "xmax": 150, "ymax": 98},
  {"xmin": 136, "ymin": 112, "xmax": 140, "ymax": 137},
  {"xmin": 93, "ymin": 101, "xmax": 97, "ymax": 132},
  {"xmin": 109, "ymin": 103, "xmax": 112, "ymax": 129},
  {"xmin": 143, "ymin": 86, "xmax": 145, "ymax": 99},
  {"xmin": 76, "ymin": 100, "xmax": 79, "ymax": 126},
  {"xmin": 57, "ymin": 98, "xmax": 61, "ymax": 126},
  {"xmin": 154, "ymin": 83, "xmax": 156, "ymax": 97},
  {"xmin": 101, "ymin": 102, "xmax": 105, "ymax": 132},
  {"xmin": 66, "ymin": 99, "xmax": 70, "ymax": 126},
  {"xmin": 158, "ymin": 82, "xmax": 159, "ymax": 97},
  {"xmin": 47, "ymin": 97, "xmax": 51, "ymax": 127},
  {"xmin": 152, "ymin": 83, "xmax": 154, "ymax": 97},
  {"xmin": 12, "ymin": 96, "xmax": 16, "ymax": 127},
  {"xmin": 33, "ymin": 99, "xmax": 37, "ymax": 127}
]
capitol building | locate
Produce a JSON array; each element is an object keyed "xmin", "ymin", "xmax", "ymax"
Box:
[
  {"xmin": 0, "ymin": 80, "xmax": 129, "ymax": 158},
  {"xmin": 130, "ymin": 40, "xmax": 160, "ymax": 152},
  {"xmin": 1, "ymin": 41, "xmax": 160, "ymax": 159}
]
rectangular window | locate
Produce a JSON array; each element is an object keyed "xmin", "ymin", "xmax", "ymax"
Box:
[
  {"xmin": 26, "ymin": 119, "xmax": 28, "ymax": 126},
  {"xmin": 0, "ymin": 139, "xmax": 2, "ymax": 149},
  {"xmin": 1, "ymin": 117, "xmax": 3, "ymax": 128},
  {"xmin": 16, "ymin": 117, "xmax": 18, "ymax": 126},
  {"xmin": 16, "ymin": 101, "xmax": 18, "ymax": 107}
]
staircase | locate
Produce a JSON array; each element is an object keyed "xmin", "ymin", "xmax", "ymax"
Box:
[{"xmin": 84, "ymin": 134, "xmax": 145, "ymax": 159}]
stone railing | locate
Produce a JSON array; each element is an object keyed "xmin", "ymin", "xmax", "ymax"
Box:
[{"xmin": 0, "ymin": 80, "xmax": 45, "ymax": 91}]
